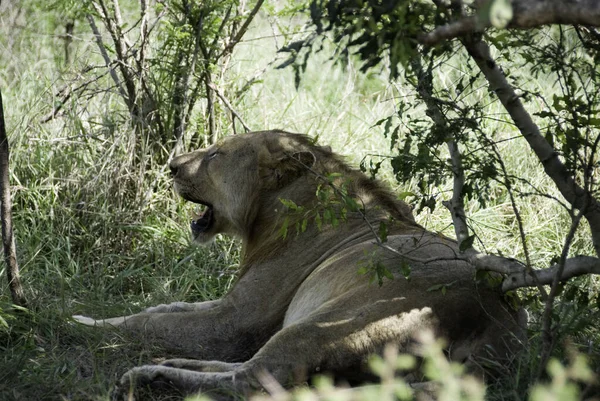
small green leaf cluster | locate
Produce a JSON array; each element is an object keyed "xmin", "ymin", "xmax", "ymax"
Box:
[
  {"xmin": 357, "ymin": 251, "xmax": 411, "ymax": 287},
  {"xmin": 278, "ymin": 0, "xmax": 438, "ymax": 85},
  {"xmin": 426, "ymin": 280, "xmax": 456, "ymax": 296},
  {"xmin": 357, "ymin": 253, "xmax": 394, "ymax": 287},
  {"xmin": 530, "ymin": 354, "xmax": 595, "ymax": 401},
  {"xmin": 278, "ymin": 173, "xmax": 364, "ymax": 239}
]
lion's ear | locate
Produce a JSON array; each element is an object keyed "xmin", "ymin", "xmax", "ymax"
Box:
[
  {"xmin": 288, "ymin": 150, "xmax": 316, "ymax": 168},
  {"xmin": 260, "ymin": 150, "xmax": 316, "ymax": 189}
]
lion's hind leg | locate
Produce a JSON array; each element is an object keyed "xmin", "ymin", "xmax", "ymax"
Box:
[{"xmin": 239, "ymin": 297, "xmax": 438, "ymax": 387}]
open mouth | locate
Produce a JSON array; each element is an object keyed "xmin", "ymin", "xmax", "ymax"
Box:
[{"xmin": 190, "ymin": 202, "xmax": 215, "ymax": 234}]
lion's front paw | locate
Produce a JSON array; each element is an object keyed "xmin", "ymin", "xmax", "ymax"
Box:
[
  {"xmin": 112, "ymin": 366, "xmax": 172, "ymax": 401},
  {"xmin": 72, "ymin": 314, "xmax": 128, "ymax": 328},
  {"xmin": 72, "ymin": 315, "xmax": 98, "ymax": 326},
  {"xmin": 144, "ymin": 302, "xmax": 194, "ymax": 313}
]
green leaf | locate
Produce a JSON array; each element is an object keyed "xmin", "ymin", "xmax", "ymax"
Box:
[
  {"xmin": 553, "ymin": 94, "xmax": 566, "ymax": 111},
  {"xmin": 279, "ymin": 198, "xmax": 298, "ymax": 210},
  {"xmin": 278, "ymin": 217, "xmax": 289, "ymax": 240},
  {"xmin": 475, "ymin": 269, "xmax": 489, "ymax": 282},
  {"xmin": 331, "ymin": 214, "xmax": 339, "ymax": 228},
  {"xmin": 382, "ymin": 116, "xmax": 393, "ymax": 138},
  {"xmin": 459, "ymin": 235, "xmax": 475, "ymax": 252},
  {"xmin": 0, "ymin": 314, "xmax": 8, "ymax": 330},
  {"xmin": 326, "ymin": 173, "xmax": 342, "ymax": 182},
  {"xmin": 534, "ymin": 110, "xmax": 555, "ymax": 119},
  {"xmin": 400, "ymin": 261, "xmax": 411, "ymax": 280},
  {"xmin": 427, "ymin": 281, "xmax": 456, "ymax": 294},
  {"xmin": 344, "ymin": 196, "xmax": 360, "ymax": 212},
  {"xmin": 357, "ymin": 266, "xmax": 369, "ymax": 275},
  {"xmin": 378, "ymin": 221, "xmax": 388, "ymax": 243},
  {"xmin": 397, "ymin": 191, "xmax": 416, "ymax": 200},
  {"xmin": 390, "ymin": 126, "xmax": 400, "ymax": 149},
  {"xmin": 372, "ymin": 116, "xmax": 391, "ymax": 128},
  {"xmin": 427, "ymin": 283, "xmax": 445, "ymax": 292}
]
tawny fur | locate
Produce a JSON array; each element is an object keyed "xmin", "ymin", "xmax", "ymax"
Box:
[{"xmin": 74, "ymin": 130, "xmax": 525, "ymax": 400}]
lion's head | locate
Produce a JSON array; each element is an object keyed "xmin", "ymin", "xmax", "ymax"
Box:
[{"xmin": 169, "ymin": 130, "xmax": 416, "ymax": 245}]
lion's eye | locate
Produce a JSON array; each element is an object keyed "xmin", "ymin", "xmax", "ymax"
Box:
[{"xmin": 207, "ymin": 150, "xmax": 219, "ymax": 160}]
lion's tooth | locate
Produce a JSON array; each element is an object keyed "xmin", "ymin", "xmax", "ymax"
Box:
[{"xmin": 190, "ymin": 208, "xmax": 204, "ymax": 221}]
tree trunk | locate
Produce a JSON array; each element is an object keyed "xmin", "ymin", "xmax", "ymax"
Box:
[{"xmin": 0, "ymin": 89, "xmax": 27, "ymax": 308}]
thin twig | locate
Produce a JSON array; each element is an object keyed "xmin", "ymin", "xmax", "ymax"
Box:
[
  {"xmin": 483, "ymin": 133, "xmax": 549, "ymax": 298},
  {"xmin": 207, "ymin": 83, "xmax": 251, "ymax": 133},
  {"xmin": 410, "ymin": 56, "xmax": 471, "ymax": 248},
  {"xmin": 87, "ymin": 14, "xmax": 129, "ymax": 102},
  {"xmin": 219, "ymin": 0, "xmax": 266, "ymax": 58},
  {"xmin": 93, "ymin": 0, "xmax": 138, "ymax": 116},
  {"xmin": 538, "ymin": 207, "xmax": 585, "ymax": 376}
]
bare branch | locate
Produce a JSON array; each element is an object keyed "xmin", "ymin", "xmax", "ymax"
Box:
[
  {"xmin": 112, "ymin": 0, "xmax": 132, "ymax": 50},
  {"xmin": 419, "ymin": 0, "xmax": 600, "ymax": 46},
  {"xmin": 400, "ymin": 244, "xmax": 600, "ymax": 293},
  {"xmin": 220, "ymin": 0, "xmax": 266, "ymax": 58},
  {"xmin": 503, "ymin": 255, "xmax": 600, "ymax": 292},
  {"xmin": 409, "ymin": 57, "xmax": 471, "ymax": 248},
  {"xmin": 464, "ymin": 250, "xmax": 525, "ymax": 275},
  {"xmin": 138, "ymin": 0, "xmax": 149, "ymax": 70},
  {"xmin": 208, "ymin": 4, "xmax": 233, "ymax": 59},
  {"xmin": 87, "ymin": 14, "xmax": 129, "ymax": 103},
  {"xmin": 538, "ymin": 206, "xmax": 585, "ymax": 371},
  {"xmin": 443, "ymin": 140, "xmax": 470, "ymax": 245},
  {"xmin": 172, "ymin": 11, "xmax": 203, "ymax": 146},
  {"xmin": 207, "ymin": 83, "xmax": 251, "ymax": 133},
  {"xmin": 419, "ymin": 17, "xmax": 479, "ymax": 46},
  {"xmin": 510, "ymin": 0, "xmax": 600, "ymax": 28},
  {"xmin": 511, "ymin": 253, "xmax": 597, "ymax": 288},
  {"xmin": 92, "ymin": 0, "xmax": 138, "ymax": 115},
  {"xmin": 205, "ymin": 76, "xmax": 217, "ymax": 145}
]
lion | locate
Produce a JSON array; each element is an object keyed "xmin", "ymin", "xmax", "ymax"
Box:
[{"xmin": 75, "ymin": 130, "xmax": 525, "ymax": 400}]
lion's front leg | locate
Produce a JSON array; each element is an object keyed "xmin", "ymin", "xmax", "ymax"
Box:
[
  {"xmin": 72, "ymin": 314, "xmax": 130, "ymax": 327},
  {"xmin": 160, "ymin": 358, "xmax": 242, "ymax": 372},
  {"xmin": 73, "ymin": 300, "xmax": 221, "ymax": 327},
  {"xmin": 114, "ymin": 365, "xmax": 251, "ymax": 401},
  {"xmin": 144, "ymin": 299, "xmax": 220, "ymax": 313}
]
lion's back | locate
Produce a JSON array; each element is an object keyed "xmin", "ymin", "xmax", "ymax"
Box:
[{"xmin": 283, "ymin": 231, "xmax": 524, "ymax": 364}]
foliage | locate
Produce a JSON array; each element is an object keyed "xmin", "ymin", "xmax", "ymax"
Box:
[
  {"xmin": 42, "ymin": 0, "xmax": 264, "ymax": 161},
  {"xmin": 237, "ymin": 331, "xmax": 595, "ymax": 401}
]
